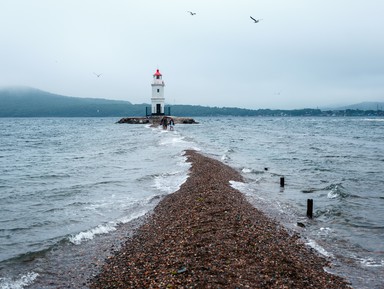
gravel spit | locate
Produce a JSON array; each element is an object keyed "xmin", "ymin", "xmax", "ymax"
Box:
[{"xmin": 90, "ymin": 150, "xmax": 351, "ymax": 288}]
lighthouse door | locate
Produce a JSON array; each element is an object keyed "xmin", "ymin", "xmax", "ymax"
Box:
[{"xmin": 156, "ymin": 104, "xmax": 161, "ymax": 114}]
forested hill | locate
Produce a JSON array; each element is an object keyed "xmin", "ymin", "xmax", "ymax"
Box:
[
  {"xmin": 1, "ymin": 87, "xmax": 383, "ymax": 117},
  {"xmin": 0, "ymin": 87, "xmax": 143, "ymax": 117}
]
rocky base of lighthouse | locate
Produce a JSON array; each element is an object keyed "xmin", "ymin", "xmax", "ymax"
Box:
[{"xmin": 116, "ymin": 116, "xmax": 198, "ymax": 125}]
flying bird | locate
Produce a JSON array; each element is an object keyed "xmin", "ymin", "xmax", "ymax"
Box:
[
  {"xmin": 187, "ymin": 11, "xmax": 196, "ymax": 15},
  {"xmin": 250, "ymin": 16, "xmax": 262, "ymax": 23},
  {"xmin": 93, "ymin": 72, "xmax": 102, "ymax": 78}
]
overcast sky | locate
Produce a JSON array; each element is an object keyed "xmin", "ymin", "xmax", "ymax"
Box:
[{"xmin": 1, "ymin": 0, "xmax": 384, "ymax": 109}]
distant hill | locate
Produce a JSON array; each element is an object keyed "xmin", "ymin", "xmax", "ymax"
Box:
[
  {"xmin": 334, "ymin": 102, "xmax": 384, "ymax": 111},
  {"xmin": 1, "ymin": 86, "xmax": 383, "ymax": 117},
  {"xmin": 0, "ymin": 86, "xmax": 146, "ymax": 117}
]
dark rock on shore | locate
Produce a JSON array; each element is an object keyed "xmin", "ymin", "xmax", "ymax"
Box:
[
  {"xmin": 176, "ymin": 117, "xmax": 198, "ymax": 124},
  {"xmin": 116, "ymin": 117, "xmax": 151, "ymax": 124},
  {"xmin": 90, "ymin": 150, "xmax": 350, "ymax": 288}
]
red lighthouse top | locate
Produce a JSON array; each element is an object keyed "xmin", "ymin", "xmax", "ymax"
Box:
[{"xmin": 153, "ymin": 69, "xmax": 162, "ymax": 77}]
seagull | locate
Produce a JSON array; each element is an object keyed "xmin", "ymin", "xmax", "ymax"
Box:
[
  {"xmin": 187, "ymin": 11, "xmax": 196, "ymax": 15},
  {"xmin": 93, "ymin": 72, "xmax": 102, "ymax": 78},
  {"xmin": 250, "ymin": 16, "xmax": 262, "ymax": 23}
]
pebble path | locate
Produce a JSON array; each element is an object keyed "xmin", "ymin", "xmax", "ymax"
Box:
[{"xmin": 90, "ymin": 150, "xmax": 351, "ymax": 288}]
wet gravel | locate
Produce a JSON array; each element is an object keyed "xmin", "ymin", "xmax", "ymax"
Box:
[{"xmin": 90, "ymin": 150, "xmax": 351, "ymax": 288}]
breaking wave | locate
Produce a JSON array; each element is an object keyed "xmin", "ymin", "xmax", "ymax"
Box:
[{"xmin": 0, "ymin": 272, "xmax": 38, "ymax": 289}]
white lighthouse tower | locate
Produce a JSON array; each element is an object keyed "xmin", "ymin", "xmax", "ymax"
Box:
[{"xmin": 151, "ymin": 69, "xmax": 165, "ymax": 115}]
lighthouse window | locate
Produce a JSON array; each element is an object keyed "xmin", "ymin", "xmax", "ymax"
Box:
[{"xmin": 157, "ymin": 89, "xmax": 160, "ymax": 93}]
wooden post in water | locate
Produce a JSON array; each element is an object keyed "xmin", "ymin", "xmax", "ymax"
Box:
[
  {"xmin": 307, "ymin": 199, "xmax": 313, "ymax": 219},
  {"xmin": 280, "ymin": 177, "xmax": 285, "ymax": 188}
]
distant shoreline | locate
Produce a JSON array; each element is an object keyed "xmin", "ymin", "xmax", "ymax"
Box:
[{"xmin": 1, "ymin": 87, "xmax": 383, "ymax": 117}]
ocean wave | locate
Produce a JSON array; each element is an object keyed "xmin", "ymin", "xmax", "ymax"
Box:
[
  {"xmin": 358, "ymin": 257, "xmax": 384, "ymax": 267},
  {"xmin": 68, "ymin": 223, "xmax": 117, "ymax": 245},
  {"xmin": 26, "ymin": 173, "xmax": 71, "ymax": 180},
  {"xmin": 153, "ymin": 170, "xmax": 188, "ymax": 194},
  {"xmin": 326, "ymin": 184, "xmax": 349, "ymax": 199},
  {"xmin": 147, "ymin": 194, "xmax": 167, "ymax": 204},
  {"xmin": 68, "ymin": 210, "xmax": 147, "ymax": 245},
  {"xmin": 315, "ymin": 207, "xmax": 344, "ymax": 219},
  {"xmin": 241, "ymin": 167, "xmax": 265, "ymax": 175},
  {"xmin": 136, "ymin": 173, "xmax": 161, "ymax": 183},
  {"xmin": 363, "ymin": 118, "xmax": 384, "ymax": 122},
  {"xmin": 221, "ymin": 154, "xmax": 231, "ymax": 161},
  {"xmin": 316, "ymin": 227, "xmax": 333, "ymax": 237},
  {"xmin": 158, "ymin": 135, "xmax": 188, "ymax": 146},
  {"xmin": 305, "ymin": 239, "xmax": 333, "ymax": 257},
  {"xmin": 229, "ymin": 180, "xmax": 247, "ymax": 192},
  {"xmin": 301, "ymin": 188, "xmax": 319, "ymax": 194},
  {"xmin": 0, "ymin": 272, "xmax": 38, "ymax": 289},
  {"xmin": 302, "ymin": 184, "xmax": 357, "ymax": 199}
]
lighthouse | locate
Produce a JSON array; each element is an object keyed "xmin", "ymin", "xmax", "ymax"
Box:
[{"xmin": 151, "ymin": 69, "xmax": 165, "ymax": 115}]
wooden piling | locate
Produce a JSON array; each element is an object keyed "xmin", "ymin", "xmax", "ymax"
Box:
[
  {"xmin": 307, "ymin": 199, "xmax": 313, "ymax": 219},
  {"xmin": 280, "ymin": 177, "xmax": 285, "ymax": 187}
]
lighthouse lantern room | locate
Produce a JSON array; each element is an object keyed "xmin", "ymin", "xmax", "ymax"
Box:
[{"xmin": 151, "ymin": 69, "xmax": 165, "ymax": 115}]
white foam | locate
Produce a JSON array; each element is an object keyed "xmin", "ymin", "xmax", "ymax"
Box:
[
  {"xmin": 116, "ymin": 210, "xmax": 147, "ymax": 224},
  {"xmin": 153, "ymin": 170, "xmax": 188, "ymax": 194},
  {"xmin": 306, "ymin": 239, "xmax": 333, "ymax": 257},
  {"xmin": 69, "ymin": 223, "xmax": 117, "ymax": 245},
  {"xmin": 68, "ymin": 209, "xmax": 149, "ymax": 245},
  {"xmin": 327, "ymin": 185, "xmax": 340, "ymax": 199},
  {"xmin": 152, "ymin": 155, "xmax": 190, "ymax": 194},
  {"xmin": 230, "ymin": 180, "xmax": 246, "ymax": 191},
  {"xmin": 363, "ymin": 118, "xmax": 384, "ymax": 122},
  {"xmin": 318, "ymin": 227, "xmax": 333, "ymax": 236},
  {"xmin": 358, "ymin": 257, "xmax": 384, "ymax": 267},
  {"xmin": 241, "ymin": 167, "xmax": 265, "ymax": 175},
  {"xmin": 221, "ymin": 154, "xmax": 230, "ymax": 161},
  {"xmin": 0, "ymin": 272, "xmax": 39, "ymax": 289},
  {"xmin": 159, "ymin": 136, "xmax": 187, "ymax": 146}
]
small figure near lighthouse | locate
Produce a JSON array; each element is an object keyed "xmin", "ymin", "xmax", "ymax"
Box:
[{"xmin": 151, "ymin": 69, "xmax": 165, "ymax": 116}]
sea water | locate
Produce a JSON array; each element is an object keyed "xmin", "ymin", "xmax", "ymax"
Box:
[{"xmin": 0, "ymin": 117, "xmax": 383, "ymax": 288}]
